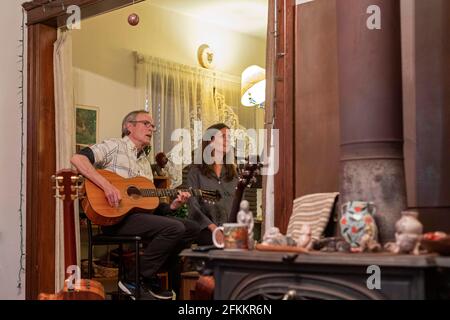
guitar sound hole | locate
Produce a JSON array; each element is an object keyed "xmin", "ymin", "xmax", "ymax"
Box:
[{"xmin": 127, "ymin": 186, "xmax": 142, "ymax": 199}]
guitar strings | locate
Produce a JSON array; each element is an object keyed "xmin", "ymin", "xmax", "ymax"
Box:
[
  {"xmin": 142, "ymin": 188, "xmax": 195, "ymax": 197},
  {"xmin": 139, "ymin": 188, "xmax": 205, "ymax": 198}
]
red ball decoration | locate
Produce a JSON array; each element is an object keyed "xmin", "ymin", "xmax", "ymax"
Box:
[{"xmin": 128, "ymin": 13, "xmax": 139, "ymax": 26}]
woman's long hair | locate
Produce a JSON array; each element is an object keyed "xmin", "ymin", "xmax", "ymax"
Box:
[{"xmin": 198, "ymin": 123, "xmax": 237, "ymax": 182}]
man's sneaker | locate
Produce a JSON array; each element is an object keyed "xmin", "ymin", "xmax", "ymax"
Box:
[
  {"xmin": 118, "ymin": 280, "xmax": 174, "ymax": 300},
  {"xmin": 141, "ymin": 280, "xmax": 175, "ymax": 300},
  {"xmin": 118, "ymin": 280, "xmax": 156, "ymax": 300}
]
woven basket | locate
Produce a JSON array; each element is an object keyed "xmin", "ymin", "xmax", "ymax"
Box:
[
  {"xmin": 81, "ymin": 260, "xmax": 118, "ymax": 278},
  {"xmin": 95, "ymin": 261, "xmax": 119, "ymax": 278}
]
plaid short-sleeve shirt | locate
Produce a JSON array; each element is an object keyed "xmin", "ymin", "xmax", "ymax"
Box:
[{"xmin": 90, "ymin": 136, "xmax": 154, "ymax": 181}]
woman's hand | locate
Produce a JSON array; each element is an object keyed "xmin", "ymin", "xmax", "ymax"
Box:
[{"xmin": 170, "ymin": 191, "xmax": 191, "ymax": 210}]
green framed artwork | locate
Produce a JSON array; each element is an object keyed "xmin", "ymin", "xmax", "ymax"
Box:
[{"xmin": 76, "ymin": 105, "xmax": 99, "ymax": 149}]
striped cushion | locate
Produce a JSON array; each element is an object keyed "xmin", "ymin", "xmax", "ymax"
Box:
[{"xmin": 287, "ymin": 193, "xmax": 339, "ymax": 241}]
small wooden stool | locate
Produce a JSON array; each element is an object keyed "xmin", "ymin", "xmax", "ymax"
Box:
[
  {"xmin": 179, "ymin": 271, "xmax": 200, "ymax": 300},
  {"xmin": 157, "ymin": 271, "xmax": 169, "ymax": 290}
]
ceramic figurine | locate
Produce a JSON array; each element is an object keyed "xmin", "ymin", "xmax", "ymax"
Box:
[
  {"xmin": 340, "ymin": 201, "xmax": 379, "ymax": 252},
  {"xmin": 237, "ymin": 200, "xmax": 255, "ymax": 249},
  {"xmin": 295, "ymin": 224, "xmax": 312, "ymax": 249},
  {"xmin": 385, "ymin": 211, "xmax": 423, "ymax": 255},
  {"xmin": 262, "ymin": 227, "xmax": 287, "ymax": 246}
]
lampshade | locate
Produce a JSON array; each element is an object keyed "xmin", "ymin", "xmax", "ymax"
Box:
[{"xmin": 241, "ymin": 65, "xmax": 266, "ymax": 107}]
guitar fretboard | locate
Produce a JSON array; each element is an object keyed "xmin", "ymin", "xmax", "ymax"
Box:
[{"xmin": 140, "ymin": 188, "xmax": 201, "ymax": 198}]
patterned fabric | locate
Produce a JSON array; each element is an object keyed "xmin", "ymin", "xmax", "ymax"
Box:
[
  {"xmin": 90, "ymin": 136, "xmax": 154, "ymax": 181},
  {"xmin": 287, "ymin": 193, "xmax": 339, "ymax": 241}
]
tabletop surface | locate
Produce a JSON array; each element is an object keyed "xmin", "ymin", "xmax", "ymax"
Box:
[{"xmin": 181, "ymin": 248, "xmax": 443, "ymax": 268}]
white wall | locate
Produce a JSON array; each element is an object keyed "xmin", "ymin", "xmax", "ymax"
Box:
[
  {"xmin": 73, "ymin": 68, "xmax": 137, "ymax": 141},
  {"xmin": 0, "ymin": 0, "xmax": 27, "ymax": 300},
  {"xmin": 72, "ymin": 2, "xmax": 266, "ymax": 141},
  {"xmin": 72, "ymin": 1, "xmax": 266, "ymax": 82}
]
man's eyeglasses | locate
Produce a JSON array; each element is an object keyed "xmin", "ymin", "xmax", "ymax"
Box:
[{"xmin": 130, "ymin": 120, "xmax": 156, "ymax": 129}]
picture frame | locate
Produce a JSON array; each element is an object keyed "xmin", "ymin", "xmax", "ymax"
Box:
[{"xmin": 76, "ymin": 105, "xmax": 99, "ymax": 150}]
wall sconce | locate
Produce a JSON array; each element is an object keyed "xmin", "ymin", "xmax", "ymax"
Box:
[{"xmin": 241, "ymin": 65, "xmax": 265, "ymax": 108}]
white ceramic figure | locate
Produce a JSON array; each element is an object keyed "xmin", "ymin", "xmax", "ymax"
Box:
[
  {"xmin": 296, "ymin": 224, "xmax": 312, "ymax": 249},
  {"xmin": 262, "ymin": 227, "xmax": 287, "ymax": 246},
  {"xmin": 237, "ymin": 200, "xmax": 254, "ymax": 249},
  {"xmin": 396, "ymin": 211, "xmax": 423, "ymax": 255},
  {"xmin": 384, "ymin": 211, "xmax": 423, "ymax": 255}
]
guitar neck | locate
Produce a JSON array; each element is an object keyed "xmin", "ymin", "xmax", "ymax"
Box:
[
  {"xmin": 228, "ymin": 186, "xmax": 246, "ymax": 223},
  {"xmin": 140, "ymin": 188, "xmax": 200, "ymax": 198}
]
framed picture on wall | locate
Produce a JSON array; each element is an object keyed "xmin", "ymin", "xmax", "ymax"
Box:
[{"xmin": 76, "ymin": 105, "xmax": 99, "ymax": 150}]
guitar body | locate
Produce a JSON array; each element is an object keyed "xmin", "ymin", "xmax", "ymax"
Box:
[
  {"xmin": 84, "ymin": 169, "xmax": 221, "ymax": 226},
  {"xmin": 38, "ymin": 279, "xmax": 105, "ymax": 300},
  {"xmin": 84, "ymin": 170, "xmax": 160, "ymax": 226}
]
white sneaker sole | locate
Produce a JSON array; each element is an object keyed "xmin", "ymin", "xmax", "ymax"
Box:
[
  {"xmin": 118, "ymin": 281, "xmax": 136, "ymax": 300},
  {"xmin": 118, "ymin": 281, "xmax": 174, "ymax": 300},
  {"xmin": 148, "ymin": 289, "xmax": 175, "ymax": 300}
]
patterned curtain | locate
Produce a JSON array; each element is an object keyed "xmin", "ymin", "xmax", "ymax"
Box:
[{"xmin": 135, "ymin": 53, "xmax": 263, "ymax": 186}]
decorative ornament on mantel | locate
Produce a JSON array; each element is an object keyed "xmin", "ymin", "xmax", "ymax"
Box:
[
  {"xmin": 384, "ymin": 211, "xmax": 423, "ymax": 255},
  {"xmin": 128, "ymin": 13, "xmax": 140, "ymax": 26}
]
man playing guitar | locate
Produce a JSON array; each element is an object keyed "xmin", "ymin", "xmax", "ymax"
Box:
[{"xmin": 71, "ymin": 110, "xmax": 200, "ymax": 300}]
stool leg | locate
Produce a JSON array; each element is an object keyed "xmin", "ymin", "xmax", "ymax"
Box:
[
  {"xmin": 88, "ymin": 243, "xmax": 93, "ymax": 279},
  {"xmin": 118, "ymin": 244, "xmax": 123, "ymax": 299},
  {"xmin": 135, "ymin": 241, "xmax": 140, "ymax": 300},
  {"xmin": 87, "ymin": 220, "xmax": 93, "ymax": 279},
  {"xmin": 118, "ymin": 244, "xmax": 123, "ymax": 281}
]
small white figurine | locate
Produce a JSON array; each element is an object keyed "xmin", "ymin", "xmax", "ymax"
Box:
[
  {"xmin": 262, "ymin": 227, "xmax": 287, "ymax": 246},
  {"xmin": 296, "ymin": 224, "xmax": 312, "ymax": 249},
  {"xmin": 384, "ymin": 211, "xmax": 423, "ymax": 255},
  {"xmin": 237, "ymin": 200, "xmax": 255, "ymax": 249}
]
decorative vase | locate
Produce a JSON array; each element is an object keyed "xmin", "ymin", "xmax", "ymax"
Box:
[
  {"xmin": 340, "ymin": 201, "xmax": 378, "ymax": 250},
  {"xmin": 394, "ymin": 211, "xmax": 423, "ymax": 254},
  {"xmin": 395, "ymin": 211, "xmax": 423, "ymax": 235}
]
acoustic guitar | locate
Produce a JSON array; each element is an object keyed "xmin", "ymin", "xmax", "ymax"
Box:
[
  {"xmin": 228, "ymin": 161, "xmax": 262, "ymax": 222},
  {"xmin": 83, "ymin": 169, "xmax": 221, "ymax": 226},
  {"xmin": 38, "ymin": 169, "xmax": 105, "ymax": 300}
]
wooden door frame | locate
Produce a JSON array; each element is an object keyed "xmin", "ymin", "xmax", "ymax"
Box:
[
  {"xmin": 22, "ymin": 0, "xmax": 145, "ymax": 300},
  {"xmin": 25, "ymin": 21, "xmax": 57, "ymax": 301},
  {"xmin": 273, "ymin": 0, "xmax": 295, "ymax": 233},
  {"xmin": 22, "ymin": 0, "xmax": 296, "ymax": 299}
]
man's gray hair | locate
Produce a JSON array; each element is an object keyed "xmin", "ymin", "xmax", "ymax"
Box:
[{"xmin": 121, "ymin": 110, "xmax": 149, "ymax": 137}]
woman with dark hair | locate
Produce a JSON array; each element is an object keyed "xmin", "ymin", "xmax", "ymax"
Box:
[{"xmin": 186, "ymin": 123, "xmax": 238, "ymax": 245}]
